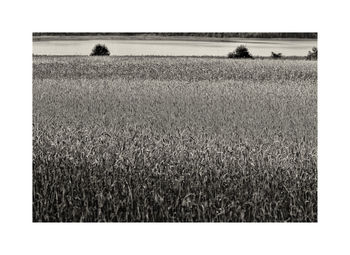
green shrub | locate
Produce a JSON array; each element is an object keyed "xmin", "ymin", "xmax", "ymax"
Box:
[{"xmin": 90, "ymin": 44, "xmax": 110, "ymax": 56}]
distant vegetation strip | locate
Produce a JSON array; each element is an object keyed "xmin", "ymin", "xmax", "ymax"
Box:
[{"xmin": 33, "ymin": 32, "xmax": 317, "ymax": 39}]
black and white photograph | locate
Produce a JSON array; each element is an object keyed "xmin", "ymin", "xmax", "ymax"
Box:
[
  {"xmin": 32, "ymin": 32, "xmax": 317, "ymax": 222},
  {"xmin": 2, "ymin": 0, "xmax": 350, "ymax": 254}
]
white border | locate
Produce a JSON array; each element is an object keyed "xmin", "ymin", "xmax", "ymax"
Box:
[{"xmin": 1, "ymin": 0, "xmax": 350, "ymax": 254}]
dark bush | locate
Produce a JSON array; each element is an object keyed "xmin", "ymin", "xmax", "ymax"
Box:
[
  {"xmin": 306, "ymin": 47, "xmax": 317, "ymax": 60},
  {"xmin": 227, "ymin": 52, "xmax": 235, "ymax": 58},
  {"xmin": 228, "ymin": 45, "xmax": 253, "ymax": 59},
  {"xmin": 271, "ymin": 52, "xmax": 282, "ymax": 59},
  {"xmin": 90, "ymin": 44, "xmax": 110, "ymax": 56}
]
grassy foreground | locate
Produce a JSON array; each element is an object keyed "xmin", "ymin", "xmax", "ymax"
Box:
[{"xmin": 33, "ymin": 56, "xmax": 317, "ymax": 222}]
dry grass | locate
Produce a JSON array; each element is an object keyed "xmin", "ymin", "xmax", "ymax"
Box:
[{"xmin": 33, "ymin": 56, "xmax": 317, "ymax": 222}]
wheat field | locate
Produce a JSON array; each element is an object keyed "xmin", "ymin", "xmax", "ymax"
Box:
[{"xmin": 33, "ymin": 56, "xmax": 317, "ymax": 222}]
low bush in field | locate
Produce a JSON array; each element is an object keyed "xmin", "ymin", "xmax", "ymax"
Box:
[
  {"xmin": 307, "ymin": 47, "xmax": 317, "ymax": 60},
  {"xmin": 228, "ymin": 45, "xmax": 253, "ymax": 59},
  {"xmin": 227, "ymin": 52, "xmax": 235, "ymax": 58},
  {"xmin": 271, "ymin": 52, "xmax": 282, "ymax": 59},
  {"xmin": 90, "ymin": 44, "xmax": 110, "ymax": 56}
]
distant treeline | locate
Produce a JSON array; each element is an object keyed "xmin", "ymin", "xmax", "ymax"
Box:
[{"xmin": 33, "ymin": 32, "xmax": 317, "ymax": 39}]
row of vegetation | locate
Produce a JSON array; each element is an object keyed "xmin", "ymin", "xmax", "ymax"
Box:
[
  {"xmin": 33, "ymin": 32, "xmax": 318, "ymax": 39},
  {"xmin": 90, "ymin": 44, "xmax": 318, "ymax": 60}
]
